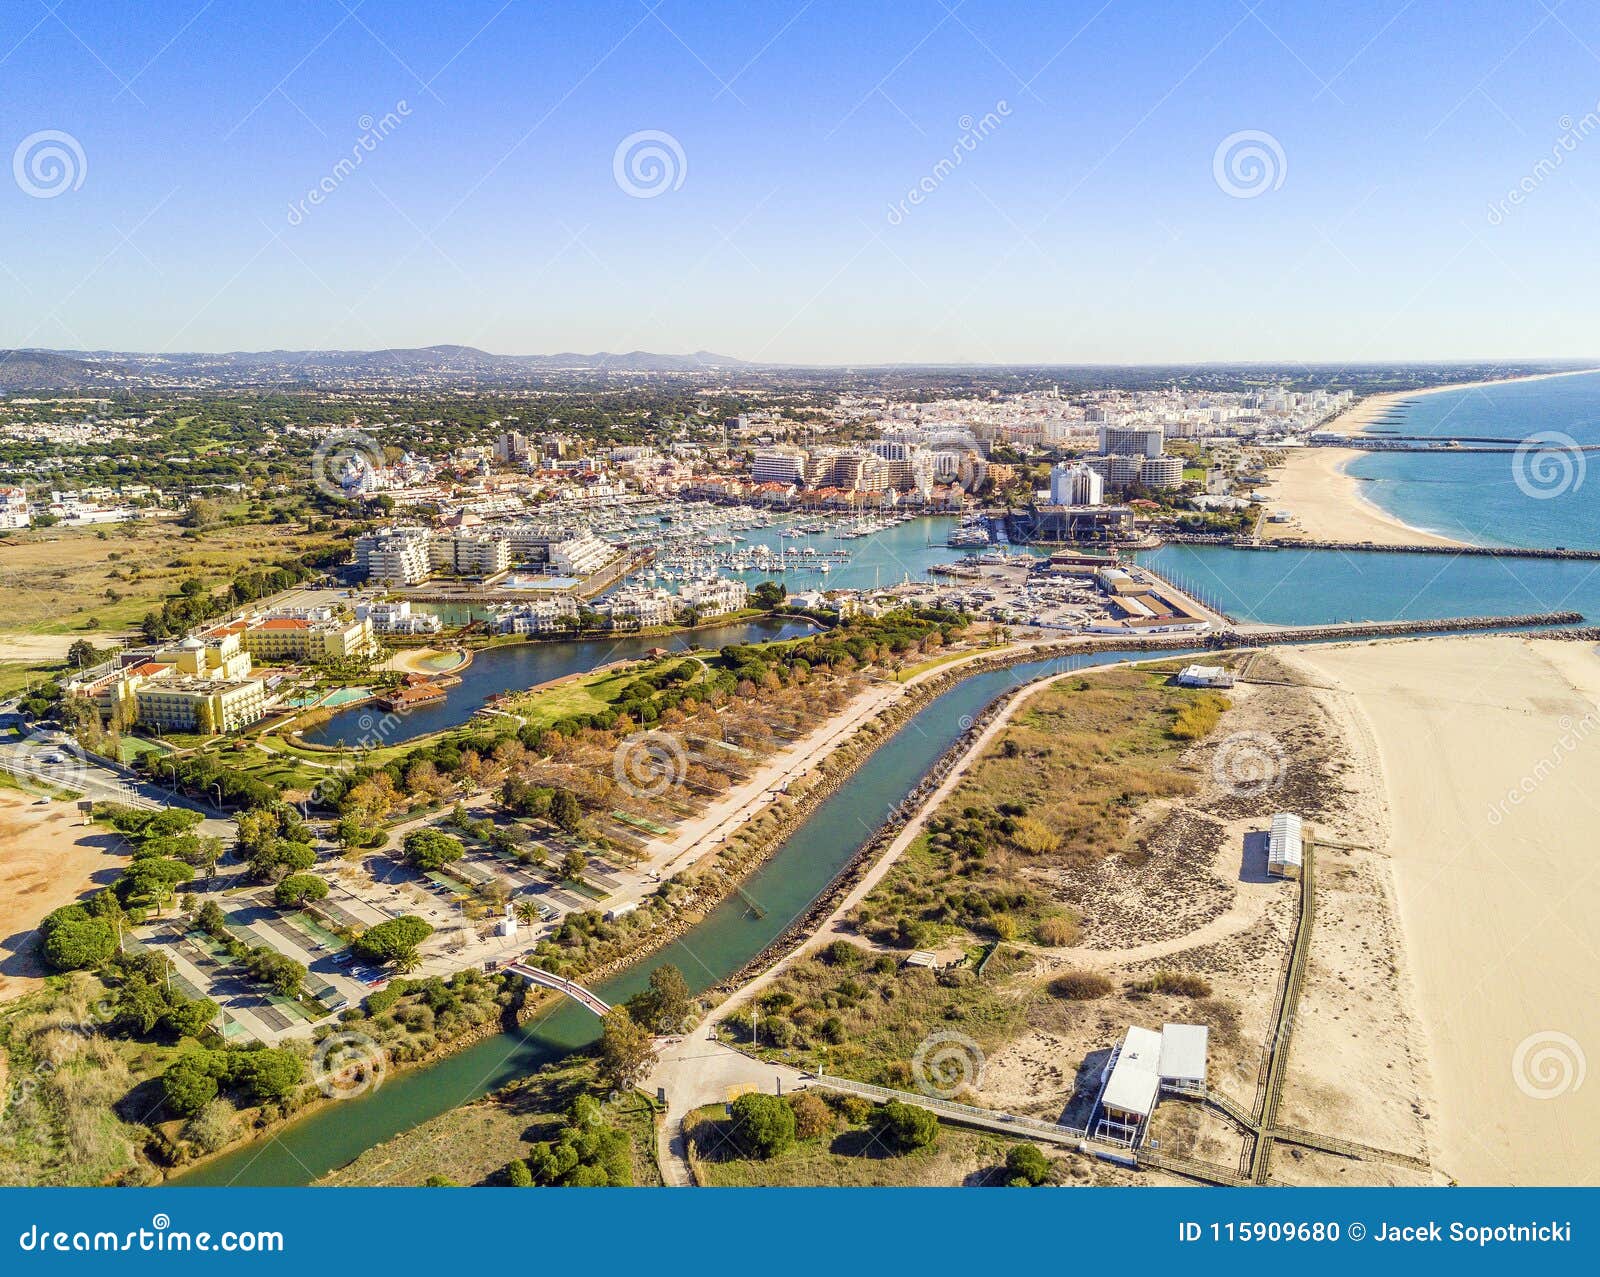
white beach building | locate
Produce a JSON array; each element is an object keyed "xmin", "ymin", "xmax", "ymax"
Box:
[
  {"xmin": 1096, "ymin": 1023, "xmax": 1210, "ymax": 1145},
  {"xmin": 1268, "ymin": 811, "xmax": 1304, "ymax": 879}
]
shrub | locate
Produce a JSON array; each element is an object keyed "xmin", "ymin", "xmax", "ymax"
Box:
[
  {"xmin": 823, "ymin": 940, "xmax": 866, "ymax": 967},
  {"xmin": 832, "ymin": 1094, "xmax": 873, "ymax": 1125},
  {"xmin": 182, "ymin": 1099, "xmax": 236, "ymax": 1153},
  {"xmin": 870, "ymin": 1100, "xmax": 939, "ymax": 1152},
  {"xmin": 1135, "ymin": 970, "xmax": 1212, "ymax": 998},
  {"xmin": 1035, "ymin": 915, "xmax": 1078, "ymax": 946},
  {"xmin": 788, "ymin": 1091, "xmax": 835, "ymax": 1141},
  {"xmin": 1005, "ymin": 1142, "xmax": 1051, "ymax": 1186},
  {"xmin": 729, "ymin": 1092, "xmax": 796, "ymax": 1159},
  {"xmin": 1010, "ymin": 816, "xmax": 1059, "ymax": 855},
  {"xmin": 1049, "ymin": 970, "xmax": 1113, "ymax": 1001}
]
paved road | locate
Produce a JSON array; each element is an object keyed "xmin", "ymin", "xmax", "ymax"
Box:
[{"xmin": 645, "ymin": 1031, "xmax": 810, "ymax": 1187}]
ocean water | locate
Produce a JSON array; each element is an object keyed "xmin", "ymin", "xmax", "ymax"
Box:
[
  {"xmin": 1140, "ymin": 544, "xmax": 1600, "ymax": 627},
  {"xmin": 1347, "ymin": 370, "xmax": 1600, "ymax": 549}
]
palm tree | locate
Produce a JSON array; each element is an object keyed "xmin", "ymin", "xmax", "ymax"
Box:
[
  {"xmin": 395, "ymin": 950, "xmax": 422, "ymax": 976},
  {"xmin": 514, "ymin": 900, "xmax": 539, "ymax": 927}
]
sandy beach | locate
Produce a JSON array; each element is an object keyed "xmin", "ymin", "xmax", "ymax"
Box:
[
  {"xmin": 1258, "ymin": 369, "xmax": 1600, "ymax": 548},
  {"xmin": 1284, "ymin": 636, "xmax": 1600, "ymax": 1185}
]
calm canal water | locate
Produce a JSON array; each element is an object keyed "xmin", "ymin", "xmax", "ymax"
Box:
[
  {"xmin": 301, "ymin": 616, "xmax": 817, "ymax": 748},
  {"xmin": 179, "ymin": 646, "xmax": 1168, "ymax": 1186}
]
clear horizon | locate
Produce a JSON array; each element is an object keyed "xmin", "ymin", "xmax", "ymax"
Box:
[{"xmin": 6, "ymin": 2, "xmax": 1600, "ymax": 364}]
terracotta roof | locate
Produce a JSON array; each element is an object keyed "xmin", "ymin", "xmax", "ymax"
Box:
[{"xmin": 251, "ymin": 617, "xmax": 311, "ymax": 631}]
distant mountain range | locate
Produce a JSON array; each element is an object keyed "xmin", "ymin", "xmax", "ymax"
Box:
[{"xmin": 0, "ymin": 345, "xmax": 756, "ymax": 390}]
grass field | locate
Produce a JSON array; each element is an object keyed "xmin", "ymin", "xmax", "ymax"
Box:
[{"xmin": 0, "ymin": 517, "xmax": 342, "ymax": 640}]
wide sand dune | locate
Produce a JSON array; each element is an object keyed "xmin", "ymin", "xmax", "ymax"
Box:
[{"xmin": 1285, "ymin": 637, "xmax": 1600, "ymax": 1185}]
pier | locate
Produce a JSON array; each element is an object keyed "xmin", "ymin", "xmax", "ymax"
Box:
[
  {"xmin": 1215, "ymin": 611, "xmax": 1583, "ymax": 647},
  {"xmin": 1162, "ymin": 533, "xmax": 1600, "ymax": 561}
]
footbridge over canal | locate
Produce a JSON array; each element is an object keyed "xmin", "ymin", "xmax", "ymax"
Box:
[{"xmin": 504, "ymin": 963, "xmax": 612, "ymax": 1016}]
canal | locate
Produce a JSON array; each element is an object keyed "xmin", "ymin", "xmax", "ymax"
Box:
[
  {"xmin": 300, "ymin": 616, "xmax": 818, "ymax": 748},
  {"xmin": 180, "ymin": 645, "xmax": 1169, "ymax": 1186}
]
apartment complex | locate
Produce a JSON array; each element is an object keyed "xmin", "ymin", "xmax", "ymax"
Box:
[
  {"xmin": 428, "ymin": 530, "xmax": 511, "ymax": 578},
  {"xmin": 354, "ymin": 525, "xmax": 432, "ymax": 585},
  {"xmin": 0, "ymin": 486, "xmax": 29, "ymax": 529},
  {"xmin": 1048, "ymin": 461, "xmax": 1104, "ymax": 507},
  {"xmin": 353, "ymin": 523, "xmax": 619, "ymax": 585},
  {"xmin": 135, "ymin": 676, "xmax": 267, "ymax": 734}
]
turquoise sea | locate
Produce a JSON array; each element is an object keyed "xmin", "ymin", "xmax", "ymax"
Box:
[
  {"xmin": 1137, "ymin": 372, "xmax": 1600, "ymax": 627},
  {"xmin": 1347, "ymin": 370, "xmax": 1600, "ymax": 550}
]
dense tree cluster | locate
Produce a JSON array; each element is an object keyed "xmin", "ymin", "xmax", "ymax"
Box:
[
  {"xmin": 504, "ymin": 1093, "xmax": 633, "ymax": 1187},
  {"xmin": 161, "ymin": 1046, "xmax": 303, "ymax": 1117},
  {"xmin": 352, "ymin": 915, "xmax": 433, "ymax": 968}
]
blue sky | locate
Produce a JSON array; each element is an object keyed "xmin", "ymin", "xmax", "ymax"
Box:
[{"xmin": 3, "ymin": 0, "xmax": 1599, "ymax": 363}]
